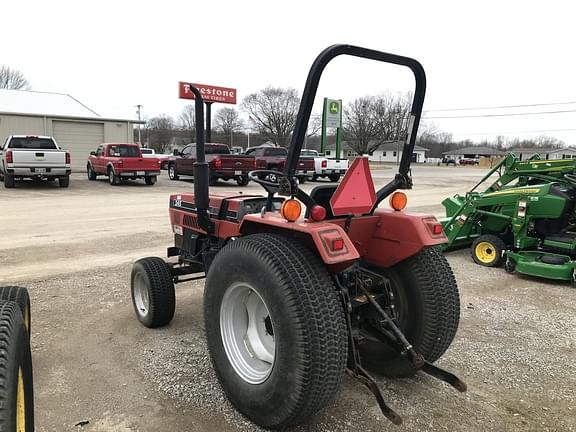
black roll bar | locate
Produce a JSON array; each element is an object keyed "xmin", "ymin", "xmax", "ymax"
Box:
[{"xmin": 283, "ymin": 44, "xmax": 426, "ymax": 212}]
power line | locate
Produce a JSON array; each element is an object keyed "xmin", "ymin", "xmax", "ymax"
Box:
[
  {"xmin": 450, "ymin": 128, "xmax": 576, "ymax": 137},
  {"xmin": 425, "ymin": 101, "xmax": 576, "ymax": 112},
  {"xmin": 423, "ymin": 109, "xmax": 576, "ymax": 119}
]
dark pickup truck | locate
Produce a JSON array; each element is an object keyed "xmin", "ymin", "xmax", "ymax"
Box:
[
  {"xmin": 245, "ymin": 146, "xmax": 314, "ymax": 183},
  {"xmin": 167, "ymin": 143, "xmax": 255, "ymax": 186}
]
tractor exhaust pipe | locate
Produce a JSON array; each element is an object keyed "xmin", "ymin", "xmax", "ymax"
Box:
[{"xmin": 189, "ymin": 85, "xmax": 214, "ymax": 234}]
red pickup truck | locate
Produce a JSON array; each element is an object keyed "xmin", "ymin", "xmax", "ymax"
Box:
[
  {"xmin": 87, "ymin": 143, "xmax": 161, "ymax": 185},
  {"xmin": 167, "ymin": 143, "xmax": 255, "ymax": 186},
  {"xmin": 245, "ymin": 146, "xmax": 314, "ymax": 183}
]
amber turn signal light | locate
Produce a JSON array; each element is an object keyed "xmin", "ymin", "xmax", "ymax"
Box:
[
  {"xmin": 281, "ymin": 199, "xmax": 302, "ymax": 222},
  {"xmin": 389, "ymin": 192, "xmax": 408, "ymax": 211}
]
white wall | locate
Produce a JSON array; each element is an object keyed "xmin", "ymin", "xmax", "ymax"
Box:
[{"xmin": 368, "ymin": 150, "xmax": 426, "ymax": 163}]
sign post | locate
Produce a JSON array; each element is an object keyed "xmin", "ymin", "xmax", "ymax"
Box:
[
  {"xmin": 179, "ymin": 82, "xmax": 237, "ymax": 143},
  {"xmin": 321, "ymin": 98, "xmax": 343, "ymax": 159}
]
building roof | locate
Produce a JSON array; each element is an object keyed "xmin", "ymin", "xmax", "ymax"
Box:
[
  {"xmin": 508, "ymin": 147, "xmax": 554, "ymax": 154},
  {"xmin": 328, "ymin": 141, "xmax": 429, "ymax": 152},
  {"xmin": 548, "ymin": 147, "xmax": 576, "ymax": 154},
  {"xmin": 442, "ymin": 146, "xmax": 504, "ymax": 156},
  {"xmin": 0, "ymin": 89, "xmax": 142, "ymax": 123}
]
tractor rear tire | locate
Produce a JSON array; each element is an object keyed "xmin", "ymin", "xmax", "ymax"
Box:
[
  {"xmin": 359, "ymin": 247, "xmax": 460, "ymax": 377},
  {"xmin": 0, "ymin": 287, "xmax": 31, "ymax": 338},
  {"xmin": 204, "ymin": 234, "xmax": 348, "ymax": 429},
  {"xmin": 131, "ymin": 257, "xmax": 175, "ymax": 328},
  {"xmin": 4, "ymin": 172, "xmax": 15, "ymax": 188},
  {"xmin": 0, "ymin": 301, "xmax": 34, "ymax": 431},
  {"xmin": 471, "ymin": 234, "xmax": 505, "ymax": 267}
]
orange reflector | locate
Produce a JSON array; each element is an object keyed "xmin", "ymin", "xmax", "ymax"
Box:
[
  {"xmin": 280, "ymin": 199, "xmax": 302, "ymax": 222},
  {"xmin": 389, "ymin": 192, "xmax": 407, "ymax": 211}
]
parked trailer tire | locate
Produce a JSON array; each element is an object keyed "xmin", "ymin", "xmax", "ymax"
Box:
[
  {"xmin": 58, "ymin": 176, "xmax": 70, "ymax": 188},
  {"xmin": 4, "ymin": 172, "xmax": 15, "ymax": 188},
  {"xmin": 0, "ymin": 301, "xmax": 34, "ymax": 432},
  {"xmin": 0, "ymin": 287, "xmax": 31, "ymax": 338},
  {"xmin": 204, "ymin": 234, "xmax": 348, "ymax": 429},
  {"xmin": 359, "ymin": 247, "xmax": 460, "ymax": 377},
  {"xmin": 471, "ymin": 234, "xmax": 505, "ymax": 267},
  {"xmin": 131, "ymin": 257, "xmax": 175, "ymax": 328}
]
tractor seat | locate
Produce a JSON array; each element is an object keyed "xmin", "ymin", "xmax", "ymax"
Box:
[{"xmin": 307, "ymin": 185, "xmax": 338, "ymax": 219}]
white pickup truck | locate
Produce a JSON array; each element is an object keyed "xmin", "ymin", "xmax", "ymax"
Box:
[
  {"xmin": 300, "ymin": 149, "xmax": 349, "ymax": 182},
  {"xmin": 0, "ymin": 135, "xmax": 71, "ymax": 188}
]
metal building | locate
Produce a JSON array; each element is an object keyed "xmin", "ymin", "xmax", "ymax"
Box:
[{"xmin": 0, "ymin": 89, "xmax": 142, "ymax": 171}]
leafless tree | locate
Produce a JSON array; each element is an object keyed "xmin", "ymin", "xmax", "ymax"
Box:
[
  {"xmin": 215, "ymin": 107, "xmax": 244, "ymax": 145},
  {"xmin": 179, "ymin": 104, "xmax": 196, "ymax": 142},
  {"xmin": 343, "ymin": 92, "xmax": 412, "ymax": 155},
  {"xmin": 242, "ymin": 87, "xmax": 300, "ymax": 147},
  {"xmin": 0, "ymin": 65, "xmax": 30, "ymax": 90},
  {"xmin": 147, "ymin": 114, "xmax": 175, "ymax": 153}
]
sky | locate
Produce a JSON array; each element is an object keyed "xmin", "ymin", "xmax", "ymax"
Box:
[{"xmin": 2, "ymin": 0, "xmax": 576, "ymax": 145}]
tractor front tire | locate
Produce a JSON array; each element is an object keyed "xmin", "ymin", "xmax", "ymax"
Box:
[
  {"xmin": 131, "ymin": 257, "xmax": 175, "ymax": 328},
  {"xmin": 0, "ymin": 287, "xmax": 31, "ymax": 338},
  {"xmin": 204, "ymin": 234, "xmax": 348, "ymax": 429},
  {"xmin": 359, "ymin": 247, "xmax": 460, "ymax": 377},
  {"xmin": 471, "ymin": 234, "xmax": 505, "ymax": 267},
  {"xmin": 0, "ymin": 301, "xmax": 34, "ymax": 432}
]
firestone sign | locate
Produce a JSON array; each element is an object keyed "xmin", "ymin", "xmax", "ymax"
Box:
[{"xmin": 179, "ymin": 82, "xmax": 237, "ymax": 104}]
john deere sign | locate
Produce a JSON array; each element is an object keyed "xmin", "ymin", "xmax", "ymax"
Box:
[{"xmin": 324, "ymin": 98, "xmax": 342, "ymax": 128}]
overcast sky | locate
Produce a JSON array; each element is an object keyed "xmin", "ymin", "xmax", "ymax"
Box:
[{"xmin": 2, "ymin": 0, "xmax": 575, "ymax": 145}]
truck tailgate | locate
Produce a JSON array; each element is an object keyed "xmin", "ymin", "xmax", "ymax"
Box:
[
  {"xmin": 326, "ymin": 159, "xmax": 349, "ymax": 170},
  {"xmin": 11, "ymin": 149, "xmax": 66, "ymax": 168},
  {"xmin": 121, "ymin": 157, "xmax": 160, "ymax": 171},
  {"xmin": 218, "ymin": 155, "xmax": 255, "ymax": 171}
]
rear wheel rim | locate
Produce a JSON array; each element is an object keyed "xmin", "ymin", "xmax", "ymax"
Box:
[
  {"xmin": 220, "ymin": 283, "xmax": 275, "ymax": 384},
  {"xmin": 169, "ymin": 166, "xmax": 175, "ymax": 179},
  {"xmin": 16, "ymin": 367, "xmax": 25, "ymax": 432},
  {"xmin": 475, "ymin": 241, "xmax": 495, "ymax": 264},
  {"xmin": 133, "ymin": 272, "xmax": 150, "ymax": 317}
]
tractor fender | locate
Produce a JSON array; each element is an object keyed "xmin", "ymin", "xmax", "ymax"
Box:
[
  {"xmin": 365, "ymin": 209, "xmax": 447, "ymax": 268},
  {"xmin": 240, "ymin": 213, "xmax": 359, "ymax": 272}
]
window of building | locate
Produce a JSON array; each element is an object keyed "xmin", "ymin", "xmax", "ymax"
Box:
[{"xmin": 393, "ymin": 151, "xmax": 397, "ymax": 157}]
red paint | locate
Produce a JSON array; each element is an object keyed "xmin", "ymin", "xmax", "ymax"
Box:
[
  {"xmin": 330, "ymin": 157, "xmax": 376, "ymax": 216},
  {"xmin": 179, "ymin": 82, "xmax": 237, "ymax": 104}
]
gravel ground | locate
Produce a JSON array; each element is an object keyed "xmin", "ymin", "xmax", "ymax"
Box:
[{"xmin": 27, "ymin": 251, "xmax": 576, "ymax": 432}]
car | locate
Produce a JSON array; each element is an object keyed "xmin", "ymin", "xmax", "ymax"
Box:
[
  {"xmin": 459, "ymin": 158, "xmax": 480, "ymax": 165},
  {"xmin": 140, "ymin": 148, "xmax": 171, "ymax": 169},
  {"xmin": 245, "ymin": 146, "xmax": 315, "ymax": 183},
  {"xmin": 300, "ymin": 149, "xmax": 348, "ymax": 182},
  {"xmin": 442, "ymin": 157, "xmax": 457, "ymax": 166}
]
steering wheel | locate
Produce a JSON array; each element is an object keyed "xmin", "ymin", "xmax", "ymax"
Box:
[{"xmin": 248, "ymin": 169, "xmax": 286, "ymax": 188}]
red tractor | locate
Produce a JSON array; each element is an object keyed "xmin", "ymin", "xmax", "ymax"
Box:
[{"xmin": 130, "ymin": 45, "xmax": 465, "ymax": 428}]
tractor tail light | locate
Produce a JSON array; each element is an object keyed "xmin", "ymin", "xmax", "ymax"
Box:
[
  {"xmin": 65, "ymin": 152, "xmax": 71, "ymax": 164},
  {"xmin": 321, "ymin": 159, "xmax": 327, "ymax": 168},
  {"xmin": 309, "ymin": 205, "xmax": 326, "ymax": 222},
  {"xmin": 280, "ymin": 199, "xmax": 302, "ymax": 222},
  {"xmin": 423, "ymin": 217, "xmax": 445, "ymax": 238},
  {"xmin": 5, "ymin": 150, "xmax": 13, "ymax": 164},
  {"xmin": 332, "ymin": 238, "xmax": 344, "ymax": 251},
  {"xmin": 389, "ymin": 192, "xmax": 407, "ymax": 211},
  {"xmin": 214, "ymin": 157, "xmax": 222, "ymax": 170}
]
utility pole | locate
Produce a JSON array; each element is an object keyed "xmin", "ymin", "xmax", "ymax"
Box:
[{"xmin": 135, "ymin": 105, "xmax": 143, "ymax": 146}]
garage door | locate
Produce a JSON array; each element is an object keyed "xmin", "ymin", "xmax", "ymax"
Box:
[{"xmin": 53, "ymin": 121, "xmax": 104, "ymax": 171}]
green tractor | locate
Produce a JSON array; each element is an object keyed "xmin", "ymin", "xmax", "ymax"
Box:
[{"xmin": 442, "ymin": 153, "xmax": 576, "ymax": 284}]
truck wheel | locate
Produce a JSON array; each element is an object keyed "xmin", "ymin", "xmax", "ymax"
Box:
[
  {"xmin": 108, "ymin": 168, "xmax": 119, "ymax": 186},
  {"xmin": 329, "ymin": 174, "xmax": 341, "ymax": 182},
  {"xmin": 359, "ymin": 247, "xmax": 460, "ymax": 377},
  {"xmin": 87, "ymin": 164, "xmax": 97, "ymax": 180},
  {"xmin": 311, "ymin": 174, "xmax": 319, "ymax": 182},
  {"xmin": 236, "ymin": 175, "xmax": 249, "ymax": 186},
  {"xmin": 131, "ymin": 257, "xmax": 175, "ymax": 328},
  {"xmin": 204, "ymin": 234, "xmax": 348, "ymax": 429},
  {"xmin": 471, "ymin": 234, "xmax": 505, "ymax": 267},
  {"xmin": 297, "ymin": 176, "xmax": 307, "ymax": 184},
  {"xmin": 4, "ymin": 172, "xmax": 15, "ymax": 188},
  {"xmin": 58, "ymin": 176, "xmax": 70, "ymax": 188},
  {"xmin": 0, "ymin": 287, "xmax": 31, "ymax": 338},
  {"xmin": 0, "ymin": 301, "xmax": 35, "ymax": 432},
  {"xmin": 168, "ymin": 164, "xmax": 179, "ymax": 181},
  {"xmin": 145, "ymin": 176, "xmax": 157, "ymax": 185}
]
